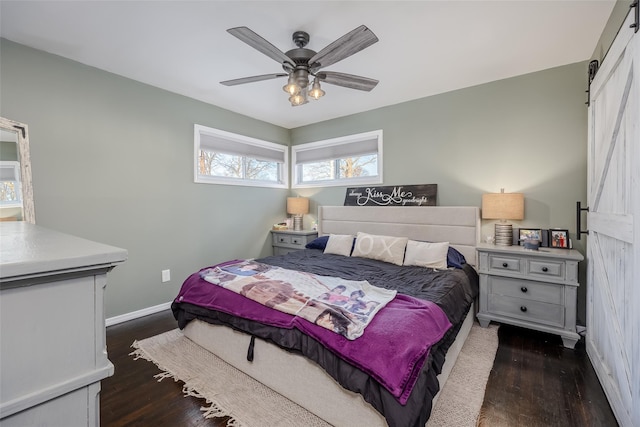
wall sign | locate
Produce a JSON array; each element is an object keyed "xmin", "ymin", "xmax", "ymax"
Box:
[{"xmin": 344, "ymin": 184, "xmax": 437, "ymax": 207}]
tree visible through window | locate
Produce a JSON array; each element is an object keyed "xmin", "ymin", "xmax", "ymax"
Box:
[
  {"xmin": 292, "ymin": 131, "xmax": 382, "ymax": 188},
  {"xmin": 198, "ymin": 151, "xmax": 278, "ymax": 181},
  {"xmin": 194, "ymin": 125, "xmax": 287, "ymax": 188},
  {"xmin": 0, "ymin": 182, "xmax": 19, "ymax": 203},
  {"xmin": 0, "ymin": 161, "xmax": 21, "ymax": 206},
  {"xmin": 339, "ymin": 155, "xmax": 377, "ymax": 178}
]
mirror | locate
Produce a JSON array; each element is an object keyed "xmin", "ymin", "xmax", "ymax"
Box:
[{"xmin": 0, "ymin": 117, "xmax": 35, "ymax": 223}]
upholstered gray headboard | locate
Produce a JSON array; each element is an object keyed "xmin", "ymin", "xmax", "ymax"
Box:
[{"xmin": 317, "ymin": 206, "xmax": 480, "ymax": 267}]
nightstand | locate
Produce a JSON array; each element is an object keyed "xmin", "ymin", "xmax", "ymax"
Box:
[
  {"xmin": 271, "ymin": 229, "xmax": 318, "ymax": 256},
  {"xmin": 476, "ymin": 243, "xmax": 584, "ymax": 348}
]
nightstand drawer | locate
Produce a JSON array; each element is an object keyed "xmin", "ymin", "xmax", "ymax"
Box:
[
  {"xmin": 488, "ymin": 294, "xmax": 564, "ymax": 327},
  {"xmin": 273, "ymin": 234, "xmax": 306, "ymax": 247},
  {"xmin": 488, "ymin": 255, "xmax": 522, "ymax": 274},
  {"xmin": 527, "ymin": 259, "xmax": 564, "ymax": 279},
  {"xmin": 489, "ymin": 276, "xmax": 563, "ymax": 305},
  {"xmin": 271, "ymin": 230, "xmax": 318, "ymax": 255},
  {"xmin": 274, "ymin": 234, "xmax": 293, "ymax": 245}
]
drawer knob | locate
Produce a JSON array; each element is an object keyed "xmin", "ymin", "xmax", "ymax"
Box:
[
  {"xmin": 520, "ymin": 306, "xmax": 528, "ymax": 312},
  {"xmin": 502, "ymin": 262, "xmax": 508, "ymax": 268},
  {"xmin": 521, "ymin": 286, "xmax": 528, "ymax": 293},
  {"xmin": 542, "ymin": 267, "xmax": 548, "ymax": 272}
]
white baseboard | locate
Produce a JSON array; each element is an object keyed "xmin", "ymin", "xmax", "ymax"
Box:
[{"xmin": 106, "ymin": 301, "xmax": 172, "ymax": 327}]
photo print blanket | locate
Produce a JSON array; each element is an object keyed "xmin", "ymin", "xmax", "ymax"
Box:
[{"xmin": 200, "ymin": 259, "xmax": 396, "ymax": 340}]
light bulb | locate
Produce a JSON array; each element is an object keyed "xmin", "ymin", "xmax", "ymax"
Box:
[
  {"xmin": 308, "ymin": 79, "xmax": 325, "ymax": 100},
  {"xmin": 289, "ymin": 93, "xmax": 305, "ymax": 106},
  {"xmin": 282, "ymin": 74, "xmax": 300, "ymax": 96},
  {"xmin": 289, "ymin": 88, "xmax": 308, "ymax": 106}
]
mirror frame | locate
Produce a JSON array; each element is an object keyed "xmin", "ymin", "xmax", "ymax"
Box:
[{"xmin": 0, "ymin": 117, "xmax": 35, "ymax": 224}]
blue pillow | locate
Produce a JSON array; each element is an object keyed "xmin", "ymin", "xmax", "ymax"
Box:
[
  {"xmin": 305, "ymin": 235, "xmax": 329, "ymax": 250},
  {"xmin": 446, "ymin": 246, "xmax": 467, "ymax": 269},
  {"xmin": 306, "ymin": 236, "xmax": 467, "ymax": 269}
]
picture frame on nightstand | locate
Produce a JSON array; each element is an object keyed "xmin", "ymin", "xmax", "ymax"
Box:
[
  {"xmin": 514, "ymin": 228, "xmax": 549, "ymax": 247},
  {"xmin": 519, "ymin": 228, "xmax": 542, "ymax": 241},
  {"xmin": 549, "ymin": 229, "xmax": 570, "ymax": 248}
]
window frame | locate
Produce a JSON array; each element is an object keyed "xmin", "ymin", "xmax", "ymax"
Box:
[
  {"xmin": 194, "ymin": 124, "xmax": 288, "ymax": 189},
  {"xmin": 291, "ymin": 130, "xmax": 383, "ymax": 189}
]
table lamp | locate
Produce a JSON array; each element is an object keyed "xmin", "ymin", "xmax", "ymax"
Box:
[
  {"xmin": 287, "ymin": 197, "xmax": 309, "ymax": 231},
  {"xmin": 482, "ymin": 189, "xmax": 524, "ymax": 246}
]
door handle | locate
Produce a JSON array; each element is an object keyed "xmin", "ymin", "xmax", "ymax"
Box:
[{"xmin": 576, "ymin": 201, "xmax": 589, "ymax": 240}]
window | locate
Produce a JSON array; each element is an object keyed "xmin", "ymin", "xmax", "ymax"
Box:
[
  {"xmin": 0, "ymin": 161, "xmax": 22, "ymax": 207},
  {"xmin": 194, "ymin": 125, "xmax": 288, "ymax": 188},
  {"xmin": 292, "ymin": 130, "xmax": 383, "ymax": 188}
]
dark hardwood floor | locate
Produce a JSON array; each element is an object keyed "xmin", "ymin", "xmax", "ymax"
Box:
[
  {"xmin": 101, "ymin": 310, "xmax": 618, "ymax": 427},
  {"xmin": 479, "ymin": 325, "xmax": 618, "ymax": 427}
]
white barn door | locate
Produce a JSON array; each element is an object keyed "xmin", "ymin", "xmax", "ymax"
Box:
[{"xmin": 586, "ymin": 11, "xmax": 639, "ymax": 427}]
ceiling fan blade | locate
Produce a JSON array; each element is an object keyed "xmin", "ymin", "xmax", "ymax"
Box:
[
  {"xmin": 309, "ymin": 25, "xmax": 378, "ymax": 70},
  {"xmin": 220, "ymin": 73, "xmax": 288, "ymax": 86},
  {"xmin": 227, "ymin": 27, "xmax": 294, "ymax": 67},
  {"xmin": 317, "ymin": 71, "xmax": 379, "ymax": 92}
]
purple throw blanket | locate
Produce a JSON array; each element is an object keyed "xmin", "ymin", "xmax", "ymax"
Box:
[{"xmin": 175, "ymin": 261, "xmax": 452, "ymax": 404}]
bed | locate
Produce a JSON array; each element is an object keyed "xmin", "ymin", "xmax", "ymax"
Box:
[{"xmin": 171, "ymin": 205, "xmax": 481, "ymax": 427}]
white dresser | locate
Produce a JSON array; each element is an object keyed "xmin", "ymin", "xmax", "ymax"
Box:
[
  {"xmin": 476, "ymin": 242, "xmax": 584, "ymax": 348},
  {"xmin": 0, "ymin": 222, "xmax": 127, "ymax": 426}
]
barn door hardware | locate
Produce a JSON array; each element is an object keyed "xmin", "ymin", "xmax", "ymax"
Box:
[
  {"xmin": 631, "ymin": 1, "xmax": 639, "ymax": 33},
  {"xmin": 585, "ymin": 60, "xmax": 599, "ymax": 106},
  {"xmin": 576, "ymin": 201, "xmax": 589, "ymax": 240}
]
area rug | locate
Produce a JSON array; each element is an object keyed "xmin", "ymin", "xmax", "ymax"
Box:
[{"xmin": 131, "ymin": 322, "xmax": 499, "ymax": 427}]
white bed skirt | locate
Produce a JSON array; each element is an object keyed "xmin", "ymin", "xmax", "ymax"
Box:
[{"xmin": 183, "ymin": 308, "xmax": 475, "ymax": 427}]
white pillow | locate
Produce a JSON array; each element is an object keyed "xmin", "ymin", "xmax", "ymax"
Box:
[
  {"xmin": 403, "ymin": 240, "xmax": 449, "ymax": 269},
  {"xmin": 323, "ymin": 234, "xmax": 354, "ymax": 257},
  {"xmin": 352, "ymin": 232, "xmax": 408, "ymax": 266}
]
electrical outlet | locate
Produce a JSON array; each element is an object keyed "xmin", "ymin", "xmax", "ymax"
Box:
[{"xmin": 161, "ymin": 269, "xmax": 171, "ymax": 283}]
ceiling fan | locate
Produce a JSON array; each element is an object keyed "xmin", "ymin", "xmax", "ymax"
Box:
[{"xmin": 220, "ymin": 25, "xmax": 379, "ymax": 106}]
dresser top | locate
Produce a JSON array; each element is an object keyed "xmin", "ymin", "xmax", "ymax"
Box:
[
  {"xmin": 476, "ymin": 242, "xmax": 584, "ymax": 261},
  {"xmin": 0, "ymin": 222, "xmax": 128, "ymax": 280}
]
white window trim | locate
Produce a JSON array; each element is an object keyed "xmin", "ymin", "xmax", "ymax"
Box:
[
  {"xmin": 291, "ymin": 130, "xmax": 383, "ymax": 189},
  {"xmin": 194, "ymin": 124, "xmax": 288, "ymax": 189}
]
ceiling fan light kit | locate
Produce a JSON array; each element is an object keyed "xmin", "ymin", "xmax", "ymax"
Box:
[
  {"xmin": 308, "ymin": 78, "xmax": 325, "ymax": 100},
  {"xmin": 221, "ymin": 25, "xmax": 379, "ymax": 107}
]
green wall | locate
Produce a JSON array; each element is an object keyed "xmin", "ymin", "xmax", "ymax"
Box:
[
  {"xmin": 292, "ymin": 62, "xmax": 590, "ymax": 322},
  {"xmin": 0, "ymin": 39, "xmax": 290, "ymax": 317},
  {"xmin": 292, "ymin": 62, "xmax": 588, "ymax": 236},
  {"xmin": 1, "ymin": 36, "xmax": 595, "ymax": 323}
]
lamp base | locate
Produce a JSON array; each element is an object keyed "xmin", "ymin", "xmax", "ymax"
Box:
[
  {"xmin": 494, "ymin": 223, "xmax": 513, "ymax": 246},
  {"xmin": 293, "ymin": 216, "xmax": 303, "ymax": 231}
]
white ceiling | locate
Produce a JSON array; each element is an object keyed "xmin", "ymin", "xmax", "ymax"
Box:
[{"xmin": 1, "ymin": 1, "xmax": 616, "ymax": 129}]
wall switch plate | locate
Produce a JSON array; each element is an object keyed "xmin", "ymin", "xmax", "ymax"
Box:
[{"xmin": 161, "ymin": 269, "xmax": 171, "ymax": 283}]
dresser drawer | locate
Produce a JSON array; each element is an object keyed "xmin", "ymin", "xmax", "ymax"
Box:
[
  {"xmin": 527, "ymin": 259, "xmax": 564, "ymax": 279},
  {"xmin": 488, "ymin": 255, "xmax": 522, "ymax": 274},
  {"xmin": 488, "ymin": 294, "xmax": 564, "ymax": 327},
  {"xmin": 488, "ymin": 276, "xmax": 563, "ymax": 305}
]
